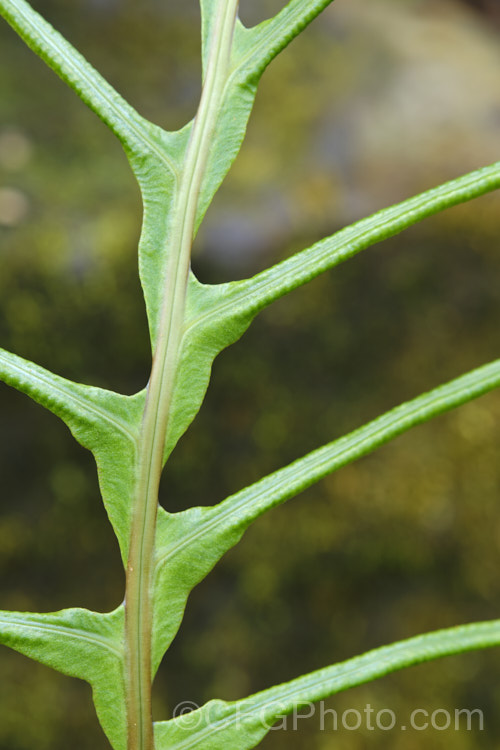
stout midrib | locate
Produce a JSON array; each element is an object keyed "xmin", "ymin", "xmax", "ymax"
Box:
[{"xmin": 123, "ymin": 4, "xmax": 239, "ymax": 750}]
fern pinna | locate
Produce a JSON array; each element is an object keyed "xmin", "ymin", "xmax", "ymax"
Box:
[{"xmin": 1, "ymin": 2, "xmax": 500, "ymax": 749}]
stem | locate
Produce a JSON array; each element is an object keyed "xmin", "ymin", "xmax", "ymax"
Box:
[{"xmin": 124, "ymin": 3, "xmax": 239, "ymax": 749}]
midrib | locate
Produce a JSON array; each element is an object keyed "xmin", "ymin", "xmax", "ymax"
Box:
[{"xmin": 123, "ymin": 3, "xmax": 240, "ymax": 749}]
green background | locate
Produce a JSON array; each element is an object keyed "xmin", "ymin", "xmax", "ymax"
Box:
[{"xmin": 1, "ymin": 0, "xmax": 500, "ymax": 747}]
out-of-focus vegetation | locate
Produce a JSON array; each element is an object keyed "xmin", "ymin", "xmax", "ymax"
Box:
[{"xmin": 1, "ymin": 0, "xmax": 500, "ymax": 747}]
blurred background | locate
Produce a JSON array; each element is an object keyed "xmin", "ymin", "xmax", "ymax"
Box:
[{"xmin": 1, "ymin": 0, "xmax": 500, "ymax": 747}]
